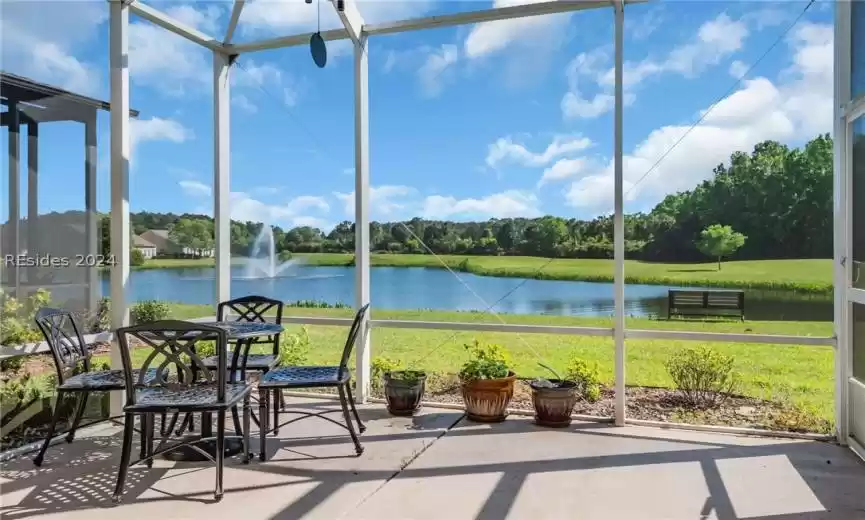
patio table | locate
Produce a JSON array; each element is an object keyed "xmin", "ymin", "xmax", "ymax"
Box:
[{"xmin": 162, "ymin": 321, "xmax": 284, "ymax": 462}]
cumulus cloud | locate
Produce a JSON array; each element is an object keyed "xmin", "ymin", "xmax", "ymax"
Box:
[
  {"xmin": 422, "ymin": 191, "xmax": 541, "ymax": 219},
  {"xmin": 486, "ymin": 135, "xmax": 593, "ymax": 169},
  {"xmin": 463, "ymin": 0, "xmax": 571, "ymax": 59},
  {"xmin": 334, "ymin": 185, "xmax": 417, "ymax": 219},
  {"xmin": 562, "ymin": 22, "xmax": 832, "ymax": 213}
]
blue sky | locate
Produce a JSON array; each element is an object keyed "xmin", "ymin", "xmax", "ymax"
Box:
[{"xmin": 1, "ymin": 0, "xmax": 834, "ymax": 232}]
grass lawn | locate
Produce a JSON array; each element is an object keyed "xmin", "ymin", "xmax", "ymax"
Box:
[
  {"xmin": 132, "ymin": 254, "xmax": 833, "ymax": 293},
  {"xmin": 118, "ymin": 303, "xmax": 835, "ymax": 424}
]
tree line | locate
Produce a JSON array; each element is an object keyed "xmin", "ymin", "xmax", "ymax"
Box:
[{"xmin": 80, "ymin": 133, "xmax": 836, "ymax": 262}]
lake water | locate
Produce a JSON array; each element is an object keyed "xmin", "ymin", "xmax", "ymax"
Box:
[{"xmin": 100, "ymin": 265, "xmax": 833, "ymax": 321}]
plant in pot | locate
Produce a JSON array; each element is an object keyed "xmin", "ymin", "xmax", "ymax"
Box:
[
  {"xmin": 530, "ymin": 356, "xmax": 601, "ymax": 427},
  {"xmin": 459, "ymin": 340, "xmax": 516, "ymax": 423},
  {"xmin": 372, "ymin": 356, "xmax": 427, "ymax": 417}
]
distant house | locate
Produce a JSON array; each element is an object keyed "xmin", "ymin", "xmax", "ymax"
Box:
[
  {"xmin": 139, "ymin": 229, "xmax": 214, "ymax": 257},
  {"xmin": 133, "ymin": 235, "xmax": 157, "ymax": 259}
]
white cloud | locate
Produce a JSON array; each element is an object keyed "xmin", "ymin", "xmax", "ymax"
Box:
[
  {"xmin": 334, "ymin": 185, "xmax": 416, "ymax": 219},
  {"xmin": 486, "ymin": 134, "xmax": 593, "ymax": 169},
  {"xmin": 166, "ymin": 4, "xmax": 223, "ymax": 34},
  {"xmin": 422, "ymin": 191, "xmax": 541, "ymax": 219},
  {"xmin": 131, "ymin": 118, "xmax": 195, "ymax": 150},
  {"xmin": 0, "ymin": 1, "xmax": 105, "ymax": 95},
  {"xmin": 563, "ymin": 23, "xmax": 832, "ymax": 213},
  {"xmin": 233, "ymin": 58, "xmax": 302, "ymax": 107},
  {"xmin": 418, "ymin": 45, "xmax": 459, "ymax": 97},
  {"xmin": 463, "ymin": 0, "xmax": 571, "ymax": 59},
  {"xmin": 563, "ymin": 13, "xmax": 748, "ymax": 120},
  {"xmin": 129, "ymin": 21, "xmax": 210, "ymax": 96},
  {"xmin": 629, "ymin": 7, "xmax": 664, "ymax": 40},
  {"xmin": 233, "ymin": 94, "xmax": 259, "ymax": 114},
  {"xmin": 207, "ymin": 192, "xmax": 331, "ymax": 228},
  {"xmin": 540, "ymin": 157, "xmax": 590, "ymax": 186},
  {"xmin": 728, "ymin": 59, "xmax": 749, "ymax": 79},
  {"xmin": 179, "ymin": 180, "xmax": 212, "ymax": 197}
]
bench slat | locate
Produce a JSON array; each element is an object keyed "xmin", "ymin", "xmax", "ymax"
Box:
[{"xmin": 668, "ymin": 289, "xmax": 744, "ymax": 321}]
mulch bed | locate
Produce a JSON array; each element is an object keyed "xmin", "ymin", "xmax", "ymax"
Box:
[{"xmin": 297, "ymin": 377, "xmax": 831, "ymax": 435}]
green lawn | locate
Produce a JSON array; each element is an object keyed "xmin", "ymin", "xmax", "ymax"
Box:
[
  {"xmin": 129, "ymin": 304, "xmax": 835, "ymax": 423},
  {"xmin": 133, "ymin": 254, "xmax": 833, "ymax": 293}
]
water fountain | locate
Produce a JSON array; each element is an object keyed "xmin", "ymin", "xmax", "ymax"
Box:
[{"xmin": 243, "ymin": 225, "xmax": 302, "ymax": 279}]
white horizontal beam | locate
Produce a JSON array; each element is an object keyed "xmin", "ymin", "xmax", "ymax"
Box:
[
  {"xmin": 372, "ymin": 319, "xmax": 614, "ymax": 336},
  {"xmin": 626, "ymin": 329, "xmax": 835, "ymax": 347},
  {"xmin": 224, "ymin": 0, "xmax": 246, "ymax": 44},
  {"xmin": 846, "ymin": 95, "xmax": 865, "ymax": 122},
  {"xmin": 226, "ymin": 0, "xmax": 642, "ymax": 54},
  {"xmin": 331, "ymin": 0, "xmax": 364, "ymax": 48},
  {"xmin": 225, "ymin": 28, "xmax": 349, "ymax": 54},
  {"xmin": 129, "ymin": 0, "xmax": 223, "ymax": 51},
  {"xmin": 364, "ymin": 0, "xmax": 621, "ymax": 36}
]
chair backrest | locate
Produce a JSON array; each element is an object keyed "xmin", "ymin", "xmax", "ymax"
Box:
[
  {"xmin": 115, "ymin": 320, "xmax": 229, "ymax": 407},
  {"xmin": 217, "ymin": 295, "xmax": 283, "ymax": 324},
  {"xmin": 217, "ymin": 295, "xmax": 284, "ymax": 353},
  {"xmin": 34, "ymin": 307, "xmax": 90, "ymax": 383},
  {"xmin": 338, "ymin": 304, "xmax": 370, "ymax": 379}
]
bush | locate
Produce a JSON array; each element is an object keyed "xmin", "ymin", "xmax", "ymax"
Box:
[
  {"xmin": 459, "ymin": 340, "xmax": 511, "ymax": 381},
  {"xmin": 130, "ymin": 300, "xmax": 170, "ymax": 324},
  {"xmin": 371, "ymin": 356, "xmax": 402, "ymax": 390},
  {"xmin": 665, "ymin": 346, "xmax": 737, "ymax": 408},
  {"xmin": 0, "ymin": 289, "xmax": 51, "ymax": 348},
  {"xmin": 564, "ymin": 357, "xmax": 602, "ymax": 402},
  {"xmin": 130, "ymin": 248, "xmax": 146, "ymax": 266},
  {"xmin": 279, "ymin": 327, "xmax": 310, "ymax": 366}
]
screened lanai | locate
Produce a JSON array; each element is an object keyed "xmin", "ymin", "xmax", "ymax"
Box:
[{"xmin": 96, "ymin": 0, "xmax": 864, "ymax": 456}]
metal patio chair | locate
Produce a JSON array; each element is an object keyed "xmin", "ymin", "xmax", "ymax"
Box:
[
  {"xmin": 256, "ymin": 304, "xmax": 369, "ymax": 460},
  {"xmin": 112, "ymin": 320, "xmax": 253, "ymax": 503},
  {"xmin": 175, "ymin": 295, "xmax": 284, "ymax": 435},
  {"xmin": 32, "ymin": 308, "xmax": 151, "ymax": 467}
]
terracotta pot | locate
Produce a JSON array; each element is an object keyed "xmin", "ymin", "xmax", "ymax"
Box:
[
  {"xmin": 384, "ymin": 371, "xmax": 427, "ymax": 416},
  {"xmin": 461, "ymin": 372, "xmax": 516, "ymax": 422},
  {"xmin": 530, "ymin": 380, "xmax": 579, "ymax": 428}
]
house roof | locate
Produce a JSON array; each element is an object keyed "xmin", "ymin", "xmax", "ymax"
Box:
[
  {"xmin": 1, "ymin": 71, "xmax": 140, "ymax": 117},
  {"xmin": 134, "ymin": 235, "xmax": 157, "ymax": 248},
  {"xmin": 145, "ymin": 229, "xmax": 171, "ymax": 239}
]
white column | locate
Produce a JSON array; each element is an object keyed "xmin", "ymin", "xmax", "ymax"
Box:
[
  {"xmin": 833, "ymin": 0, "xmax": 852, "ymax": 445},
  {"xmin": 613, "ymin": 0, "xmax": 626, "ymax": 427},
  {"xmin": 110, "ymin": 0, "xmax": 131, "ymax": 416},
  {"xmin": 213, "ymin": 51, "xmax": 232, "ymax": 308},
  {"xmin": 85, "ymin": 111, "xmax": 99, "ymax": 313},
  {"xmin": 7, "ymin": 102, "xmax": 20, "ymax": 299},
  {"xmin": 27, "ymin": 121, "xmax": 38, "ymax": 286},
  {"xmin": 354, "ymin": 34, "xmax": 371, "ymax": 403}
]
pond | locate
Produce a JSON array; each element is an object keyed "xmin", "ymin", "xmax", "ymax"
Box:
[{"xmin": 100, "ymin": 265, "xmax": 832, "ymax": 321}]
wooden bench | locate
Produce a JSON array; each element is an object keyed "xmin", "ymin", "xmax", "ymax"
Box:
[{"xmin": 667, "ymin": 289, "xmax": 745, "ymax": 321}]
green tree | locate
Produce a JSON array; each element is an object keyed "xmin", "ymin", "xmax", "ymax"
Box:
[
  {"xmin": 169, "ymin": 218, "xmax": 214, "ymax": 257},
  {"xmin": 130, "ymin": 248, "xmax": 146, "ymax": 266},
  {"xmin": 695, "ymin": 224, "xmax": 747, "ymax": 270}
]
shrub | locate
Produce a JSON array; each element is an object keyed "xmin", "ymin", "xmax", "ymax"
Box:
[
  {"xmin": 564, "ymin": 357, "xmax": 602, "ymax": 402},
  {"xmin": 459, "ymin": 340, "xmax": 510, "ymax": 381},
  {"xmin": 130, "ymin": 248, "xmax": 146, "ymax": 266},
  {"xmin": 371, "ymin": 356, "xmax": 402, "ymax": 390},
  {"xmin": 0, "ymin": 289, "xmax": 51, "ymax": 349},
  {"xmin": 665, "ymin": 346, "xmax": 737, "ymax": 408},
  {"xmin": 279, "ymin": 327, "xmax": 310, "ymax": 366},
  {"xmin": 130, "ymin": 300, "xmax": 170, "ymax": 324}
]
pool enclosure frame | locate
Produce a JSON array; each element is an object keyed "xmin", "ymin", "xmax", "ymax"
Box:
[{"xmin": 105, "ymin": 0, "xmax": 854, "ymax": 449}]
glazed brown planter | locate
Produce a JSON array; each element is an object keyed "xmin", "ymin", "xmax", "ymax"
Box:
[
  {"xmin": 461, "ymin": 372, "xmax": 516, "ymax": 422},
  {"xmin": 530, "ymin": 380, "xmax": 579, "ymax": 427},
  {"xmin": 384, "ymin": 371, "xmax": 427, "ymax": 416}
]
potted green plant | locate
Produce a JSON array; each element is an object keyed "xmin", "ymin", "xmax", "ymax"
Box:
[
  {"xmin": 459, "ymin": 340, "xmax": 516, "ymax": 422},
  {"xmin": 372, "ymin": 357, "xmax": 427, "ymax": 416},
  {"xmin": 530, "ymin": 356, "xmax": 601, "ymax": 427}
]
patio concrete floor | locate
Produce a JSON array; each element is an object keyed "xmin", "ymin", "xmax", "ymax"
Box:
[{"xmin": 2, "ymin": 396, "xmax": 865, "ymax": 520}]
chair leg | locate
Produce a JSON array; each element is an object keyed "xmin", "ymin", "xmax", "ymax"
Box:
[
  {"xmin": 139, "ymin": 414, "xmax": 148, "ymax": 463},
  {"xmin": 65, "ymin": 392, "xmax": 88, "ymax": 443},
  {"xmin": 112, "ymin": 412, "xmax": 136, "ymax": 504},
  {"xmin": 215, "ymin": 409, "xmax": 225, "ymax": 502},
  {"xmin": 33, "ymin": 390, "xmax": 67, "ymax": 466},
  {"xmin": 258, "ymin": 387, "xmax": 269, "ymax": 461},
  {"xmin": 144, "ymin": 414, "xmax": 154, "ymax": 468},
  {"xmin": 344, "ymin": 384, "xmax": 366, "ymax": 433},
  {"xmin": 243, "ymin": 395, "xmax": 251, "ymax": 464},
  {"xmin": 231, "ymin": 405, "xmax": 242, "ymax": 436},
  {"xmin": 272, "ymin": 389, "xmax": 280, "ymax": 436},
  {"xmin": 338, "ymin": 385, "xmax": 363, "ymax": 456}
]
